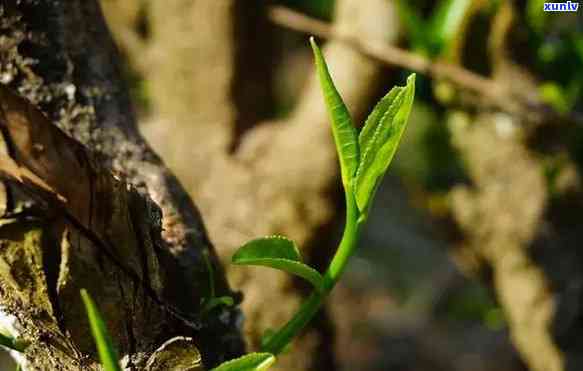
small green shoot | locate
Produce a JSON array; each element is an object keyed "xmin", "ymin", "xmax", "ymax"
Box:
[
  {"xmin": 226, "ymin": 37, "xmax": 416, "ymax": 364},
  {"xmin": 210, "ymin": 352, "xmax": 275, "ymax": 371},
  {"xmin": 71, "ymin": 34, "xmax": 413, "ymax": 371},
  {"xmin": 81, "ymin": 289, "xmax": 122, "ymax": 371},
  {"xmin": 232, "ymin": 236, "xmax": 323, "ymax": 290}
]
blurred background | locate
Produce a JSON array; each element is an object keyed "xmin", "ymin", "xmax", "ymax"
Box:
[{"xmin": 11, "ymin": 0, "xmax": 575, "ymax": 370}]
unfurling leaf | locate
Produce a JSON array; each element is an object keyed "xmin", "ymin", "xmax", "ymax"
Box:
[
  {"xmin": 211, "ymin": 352, "xmax": 276, "ymax": 371},
  {"xmin": 355, "ymin": 74, "xmax": 416, "ymax": 216},
  {"xmin": 310, "ymin": 37, "xmax": 359, "ymax": 188},
  {"xmin": 232, "ymin": 236, "xmax": 323, "ymax": 290},
  {"xmin": 81, "ymin": 290, "xmax": 122, "ymax": 371}
]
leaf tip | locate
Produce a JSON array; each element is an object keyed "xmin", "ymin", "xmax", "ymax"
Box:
[
  {"xmin": 309, "ymin": 36, "xmax": 317, "ymax": 49},
  {"xmin": 407, "ymin": 73, "xmax": 416, "ymax": 85}
]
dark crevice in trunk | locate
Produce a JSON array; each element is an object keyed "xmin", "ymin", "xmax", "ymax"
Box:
[{"xmin": 229, "ymin": 0, "xmax": 277, "ymax": 152}]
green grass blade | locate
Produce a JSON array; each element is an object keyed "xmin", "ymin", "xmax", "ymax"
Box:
[
  {"xmin": 355, "ymin": 74, "xmax": 416, "ymax": 215},
  {"xmin": 232, "ymin": 236, "xmax": 324, "ymax": 290},
  {"xmin": 211, "ymin": 352, "xmax": 276, "ymax": 371},
  {"xmin": 310, "ymin": 37, "xmax": 359, "ymax": 188},
  {"xmin": 81, "ymin": 290, "xmax": 122, "ymax": 371},
  {"xmin": 0, "ymin": 331, "xmax": 26, "ymax": 352}
]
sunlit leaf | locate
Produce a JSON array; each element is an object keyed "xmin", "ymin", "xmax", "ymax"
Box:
[
  {"xmin": 232, "ymin": 236, "xmax": 323, "ymax": 290},
  {"xmin": 211, "ymin": 352, "xmax": 276, "ymax": 371},
  {"xmin": 310, "ymin": 37, "xmax": 359, "ymax": 188},
  {"xmin": 355, "ymin": 74, "xmax": 416, "ymax": 215},
  {"xmin": 81, "ymin": 290, "xmax": 122, "ymax": 371},
  {"xmin": 358, "ymin": 88, "xmax": 404, "ymax": 157}
]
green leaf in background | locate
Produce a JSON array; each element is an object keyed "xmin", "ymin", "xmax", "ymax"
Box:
[
  {"xmin": 574, "ymin": 36, "xmax": 583, "ymax": 62},
  {"xmin": 310, "ymin": 37, "xmax": 360, "ymax": 188},
  {"xmin": 395, "ymin": 0, "xmax": 429, "ymax": 53},
  {"xmin": 0, "ymin": 330, "xmax": 27, "ymax": 352},
  {"xmin": 526, "ymin": 0, "xmax": 547, "ymax": 32},
  {"xmin": 428, "ymin": 0, "xmax": 472, "ymax": 56},
  {"xmin": 355, "ymin": 74, "xmax": 416, "ymax": 215},
  {"xmin": 211, "ymin": 352, "xmax": 276, "ymax": 371},
  {"xmin": 232, "ymin": 236, "xmax": 324, "ymax": 290},
  {"xmin": 81, "ymin": 289, "xmax": 122, "ymax": 371}
]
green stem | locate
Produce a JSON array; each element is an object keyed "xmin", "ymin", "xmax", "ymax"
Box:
[{"xmin": 262, "ymin": 186, "xmax": 362, "ymax": 354}]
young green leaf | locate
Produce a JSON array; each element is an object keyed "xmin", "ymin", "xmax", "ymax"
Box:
[
  {"xmin": 355, "ymin": 74, "xmax": 416, "ymax": 216},
  {"xmin": 358, "ymin": 88, "xmax": 404, "ymax": 156},
  {"xmin": 232, "ymin": 236, "xmax": 323, "ymax": 290},
  {"xmin": 211, "ymin": 352, "xmax": 275, "ymax": 371},
  {"xmin": 310, "ymin": 37, "xmax": 359, "ymax": 188},
  {"xmin": 81, "ymin": 289, "xmax": 122, "ymax": 371}
]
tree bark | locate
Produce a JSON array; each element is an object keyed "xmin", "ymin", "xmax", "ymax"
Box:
[
  {"xmin": 99, "ymin": 0, "xmax": 401, "ymax": 369},
  {"xmin": 0, "ymin": 0, "xmax": 243, "ymax": 369}
]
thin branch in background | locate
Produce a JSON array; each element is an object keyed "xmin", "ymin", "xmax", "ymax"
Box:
[{"xmin": 268, "ymin": 6, "xmax": 583, "ymax": 127}]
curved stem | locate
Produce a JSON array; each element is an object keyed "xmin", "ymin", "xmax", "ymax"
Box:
[{"xmin": 262, "ymin": 187, "xmax": 362, "ymax": 354}]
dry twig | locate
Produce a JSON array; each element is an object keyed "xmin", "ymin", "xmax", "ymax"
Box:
[{"xmin": 269, "ymin": 6, "xmax": 583, "ymax": 127}]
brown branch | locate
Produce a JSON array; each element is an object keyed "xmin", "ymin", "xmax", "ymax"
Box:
[{"xmin": 268, "ymin": 6, "xmax": 583, "ymax": 127}]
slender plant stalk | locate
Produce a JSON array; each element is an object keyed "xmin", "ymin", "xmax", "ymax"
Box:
[{"xmin": 262, "ymin": 184, "xmax": 362, "ymax": 354}]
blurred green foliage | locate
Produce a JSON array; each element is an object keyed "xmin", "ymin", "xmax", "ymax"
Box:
[
  {"xmin": 396, "ymin": 0, "xmax": 472, "ymax": 58},
  {"xmin": 525, "ymin": 0, "xmax": 583, "ymax": 113},
  {"xmin": 438, "ymin": 283, "xmax": 505, "ymax": 329}
]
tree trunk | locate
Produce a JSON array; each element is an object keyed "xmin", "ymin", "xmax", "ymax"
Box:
[{"xmin": 0, "ymin": 1, "xmax": 243, "ymax": 369}]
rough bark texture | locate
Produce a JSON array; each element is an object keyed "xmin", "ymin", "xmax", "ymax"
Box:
[
  {"xmin": 99, "ymin": 0, "xmax": 401, "ymax": 369},
  {"xmin": 0, "ymin": 0, "xmax": 243, "ymax": 369}
]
